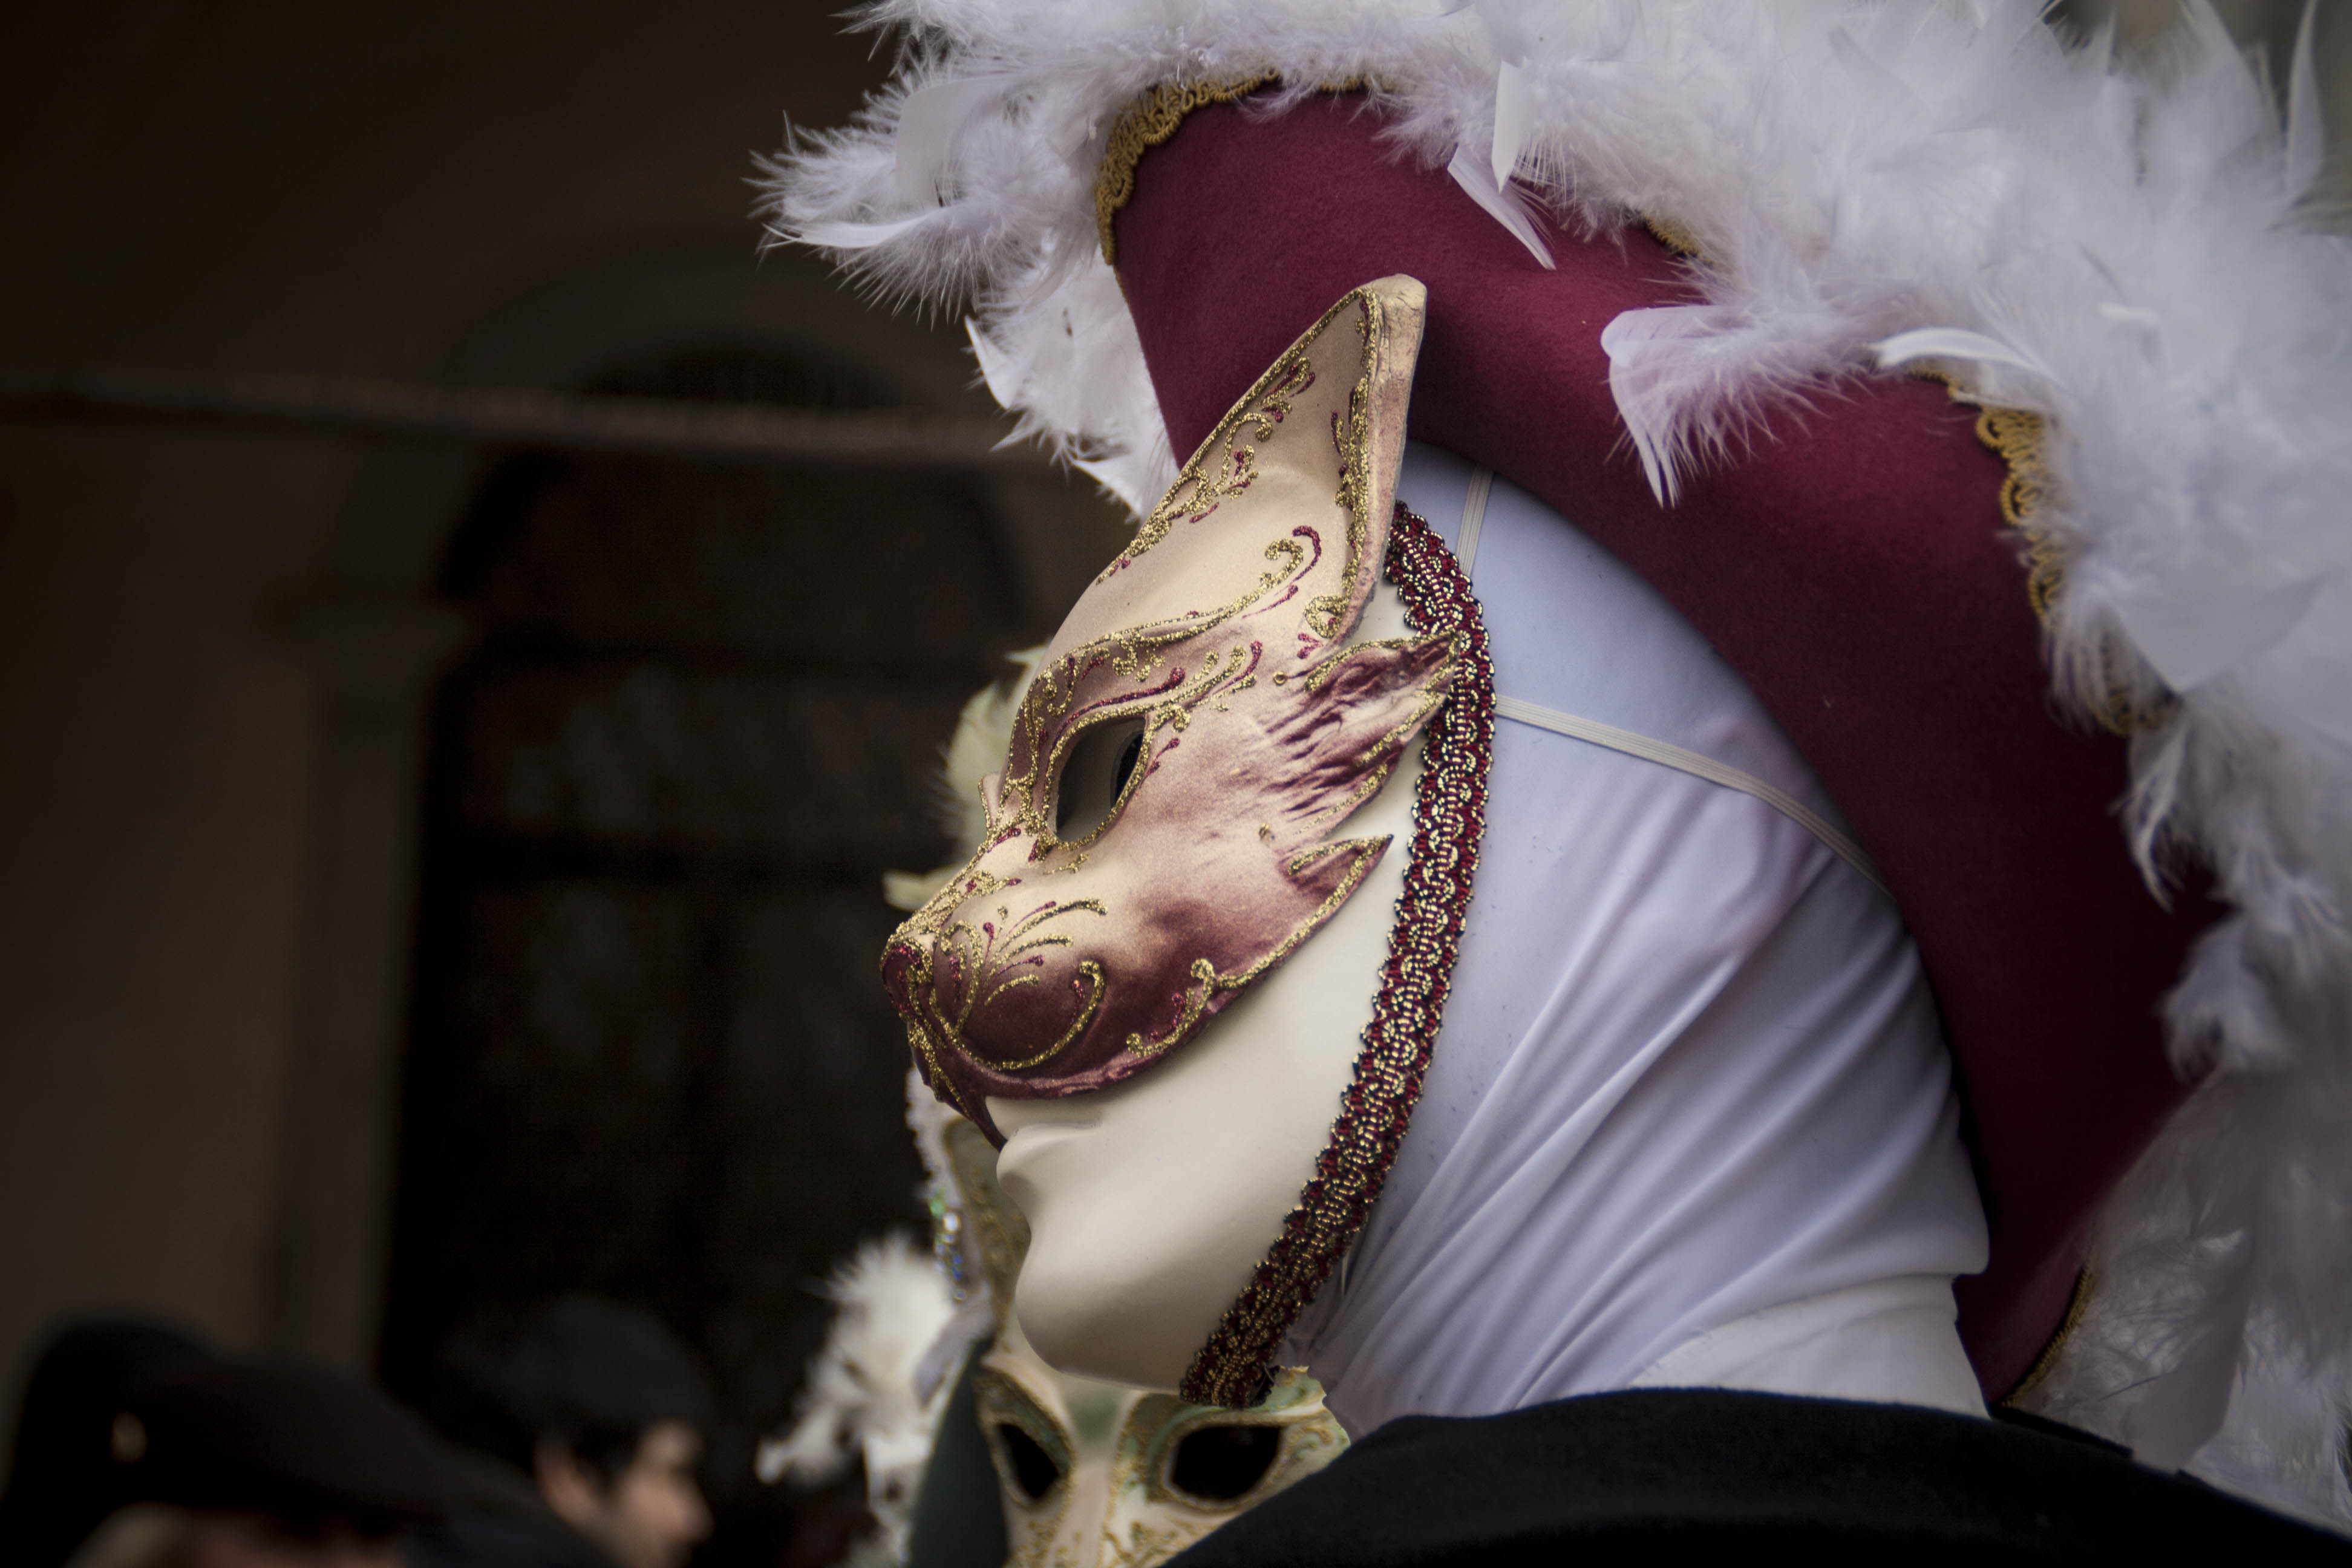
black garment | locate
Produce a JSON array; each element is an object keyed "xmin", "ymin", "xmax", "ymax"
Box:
[
  {"xmin": 907, "ymin": 1342, "xmax": 1007, "ymax": 1568},
  {"xmin": 1165, "ymin": 1390, "xmax": 2350, "ymax": 1564},
  {"xmin": 411, "ymin": 1511, "xmax": 615, "ymax": 1568},
  {"xmin": 407, "ymin": 1446, "xmax": 613, "ymax": 1568}
]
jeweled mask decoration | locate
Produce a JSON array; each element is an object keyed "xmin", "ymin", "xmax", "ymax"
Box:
[{"xmin": 883, "ymin": 277, "xmax": 1442, "ymax": 1137}]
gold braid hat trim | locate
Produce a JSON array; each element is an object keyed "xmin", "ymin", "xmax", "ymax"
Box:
[
  {"xmin": 1097, "ymin": 75, "xmax": 1278, "ymax": 264},
  {"xmin": 1639, "ymin": 214, "xmax": 1705, "ymax": 260},
  {"xmin": 1907, "ymin": 375, "xmax": 2065, "ymax": 625},
  {"xmin": 1928, "ymin": 378, "xmax": 2165, "ymax": 736},
  {"xmin": 1974, "ymin": 403, "xmax": 2063, "ymax": 623},
  {"xmin": 1999, "ymin": 1267, "xmax": 2097, "ymax": 1407},
  {"xmin": 1097, "ymin": 76, "xmax": 1367, "ymax": 264}
]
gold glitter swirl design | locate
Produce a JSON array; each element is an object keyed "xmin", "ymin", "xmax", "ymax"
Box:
[
  {"xmin": 1304, "ymin": 308, "xmax": 1377, "ymax": 642},
  {"xmin": 891, "ymin": 893, "xmax": 1112, "ymax": 1099},
  {"xmin": 1177, "ymin": 505, "xmax": 1495, "ymax": 1410},
  {"xmin": 1111, "ymin": 358, "xmax": 1312, "ymax": 579},
  {"xmin": 1106, "ymin": 287, "xmax": 1386, "ymax": 661},
  {"xmin": 1120, "ymin": 836, "xmax": 1393, "ymax": 1062}
]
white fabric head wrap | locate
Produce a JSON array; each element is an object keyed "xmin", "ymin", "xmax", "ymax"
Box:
[{"xmin": 1282, "ymin": 445, "xmax": 1991, "ymax": 1434}]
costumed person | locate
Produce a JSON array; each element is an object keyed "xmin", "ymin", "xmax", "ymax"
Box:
[
  {"xmin": 417, "ymin": 1297, "xmax": 713, "ymax": 1568},
  {"xmin": 768, "ymin": 696, "xmax": 1350, "ymax": 1568},
  {"xmin": 762, "ymin": 2, "xmax": 2352, "ymax": 1556}
]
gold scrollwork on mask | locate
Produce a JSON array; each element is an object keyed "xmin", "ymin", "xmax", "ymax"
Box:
[{"xmin": 893, "ymin": 897, "xmax": 1112, "ymax": 1079}]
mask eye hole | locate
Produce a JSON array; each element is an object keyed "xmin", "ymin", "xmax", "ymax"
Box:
[
  {"xmin": 1053, "ymin": 716, "xmax": 1147, "ymax": 840},
  {"xmin": 995, "ymin": 1422, "xmax": 1062, "ymax": 1501},
  {"xmin": 1166, "ymin": 1423, "xmax": 1280, "ymax": 1503}
]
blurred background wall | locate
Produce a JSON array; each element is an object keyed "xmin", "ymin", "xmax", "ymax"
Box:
[
  {"xmin": 0, "ymin": 0, "xmax": 2343, "ymax": 1562},
  {"xmin": 0, "ymin": 2, "xmax": 1126, "ymax": 1558}
]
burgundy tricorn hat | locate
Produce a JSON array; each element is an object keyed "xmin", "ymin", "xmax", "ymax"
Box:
[{"xmin": 1104, "ymin": 88, "xmax": 2217, "ymax": 1401}]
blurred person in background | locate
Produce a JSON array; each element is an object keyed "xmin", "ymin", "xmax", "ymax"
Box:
[
  {"xmin": 0, "ymin": 1315, "xmax": 214, "ymax": 1568},
  {"xmin": 417, "ymin": 1297, "xmax": 711, "ymax": 1568},
  {"xmin": 108, "ymin": 1357, "xmax": 448, "ymax": 1568}
]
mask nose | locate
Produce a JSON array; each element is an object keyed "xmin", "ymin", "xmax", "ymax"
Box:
[{"xmin": 880, "ymin": 927, "xmax": 946, "ymax": 1024}]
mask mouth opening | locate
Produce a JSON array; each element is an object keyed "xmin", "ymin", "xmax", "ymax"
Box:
[{"xmin": 1053, "ymin": 715, "xmax": 1148, "ymax": 841}]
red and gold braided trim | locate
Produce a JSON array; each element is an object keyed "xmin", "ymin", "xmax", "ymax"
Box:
[{"xmin": 1178, "ymin": 503, "xmax": 1495, "ymax": 1408}]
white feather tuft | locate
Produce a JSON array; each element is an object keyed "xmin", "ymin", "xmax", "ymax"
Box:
[
  {"xmin": 759, "ymin": 1233, "xmax": 960, "ymax": 1561},
  {"xmin": 1448, "ymin": 143, "xmax": 1555, "ymax": 270}
]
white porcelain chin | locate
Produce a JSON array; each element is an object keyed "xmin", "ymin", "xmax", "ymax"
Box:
[{"xmin": 987, "ymin": 577, "xmax": 1422, "ymax": 1392}]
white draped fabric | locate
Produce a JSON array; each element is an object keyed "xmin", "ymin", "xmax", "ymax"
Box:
[{"xmin": 1283, "ymin": 443, "xmax": 1990, "ymax": 1435}]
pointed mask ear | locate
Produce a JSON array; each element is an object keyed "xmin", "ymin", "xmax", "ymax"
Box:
[{"xmin": 1073, "ymin": 275, "xmax": 1427, "ymax": 673}]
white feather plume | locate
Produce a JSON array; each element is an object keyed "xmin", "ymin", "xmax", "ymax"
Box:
[
  {"xmin": 760, "ymin": 1233, "xmax": 959, "ymax": 1561},
  {"xmin": 760, "ymin": 0, "xmax": 2352, "ymax": 1522}
]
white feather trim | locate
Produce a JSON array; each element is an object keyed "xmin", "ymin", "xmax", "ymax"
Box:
[
  {"xmin": 760, "ymin": 0, "xmax": 2352, "ymax": 1521},
  {"xmin": 759, "ymin": 1232, "xmax": 959, "ymax": 1560}
]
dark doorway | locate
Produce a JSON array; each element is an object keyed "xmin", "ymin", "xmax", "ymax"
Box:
[{"xmin": 380, "ymin": 344, "xmax": 1037, "ymax": 1564}]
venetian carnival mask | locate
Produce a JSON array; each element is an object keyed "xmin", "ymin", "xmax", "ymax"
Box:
[
  {"xmin": 883, "ymin": 277, "xmax": 1446, "ymax": 1135},
  {"xmin": 978, "ymin": 1318, "xmax": 1346, "ymax": 1568},
  {"xmin": 886, "ymin": 276, "xmax": 1495, "ymax": 1405}
]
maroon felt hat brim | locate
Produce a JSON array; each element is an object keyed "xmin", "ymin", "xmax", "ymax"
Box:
[{"xmin": 1110, "ymin": 90, "xmax": 2213, "ymax": 1398}]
